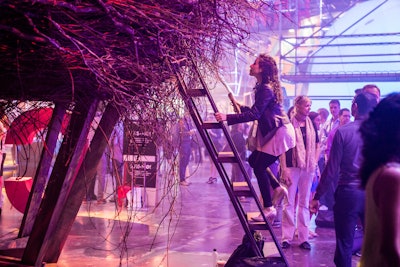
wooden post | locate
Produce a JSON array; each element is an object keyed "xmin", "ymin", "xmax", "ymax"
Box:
[
  {"xmin": 19, "ymin": 102, "xmax": 68, "ymax": 237},
  {"xmin": 40, "ymin": 103, "xmax": 121, "ymax": 263},
  {"xmin": 21, "ymin": 99, "xmax": 98, "ymax": 265}
]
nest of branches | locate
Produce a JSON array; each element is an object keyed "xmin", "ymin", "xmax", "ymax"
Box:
[
  {"xmin": 0, "ymin": 0, "xmax": 273, "ymax": 156},
  {"xmin": 1, "ymin": 0, "xmax": 261, "ymax": 98}
]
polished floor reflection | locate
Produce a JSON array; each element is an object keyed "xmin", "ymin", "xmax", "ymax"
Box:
[{"xmin": 0, "ymin": 160, "xmax": 361, "ymax": 267}]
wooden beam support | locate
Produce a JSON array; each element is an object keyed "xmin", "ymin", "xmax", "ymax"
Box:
[
  {"xmin": 18, "ymin": 103, "xmax": 68, "ymax": 238},
  {"xmin": 41, "ymin": 103, "xmax": 120, "ymax": 263},
  {"xmin": 21, "ymin": 99, "xmax": 98, "ymax": 265}
]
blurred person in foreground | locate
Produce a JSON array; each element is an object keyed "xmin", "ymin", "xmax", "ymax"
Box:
[{"xmin": 358, "ymin": 92, "xmax": 400, "ymax": 267}]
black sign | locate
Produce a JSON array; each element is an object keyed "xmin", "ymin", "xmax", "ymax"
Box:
[{"xmin": 123, "ymin": 121, "xmax": 157, "ymax": 188}]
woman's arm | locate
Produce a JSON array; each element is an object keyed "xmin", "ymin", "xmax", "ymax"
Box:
[{"xmin": 226, "ymin": 86, "xmax": 274, "ymax": 125}]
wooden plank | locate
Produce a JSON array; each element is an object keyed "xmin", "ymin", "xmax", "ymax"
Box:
[
  {"xmin": 217, "ymin": 151, "xmax": 237, "ymax": 163},
  {"xmin": 201, "ymin": 122, "xmax": 221, "ymax": 129},
  {"xmin": 21, "ymin": 99, "xmax": 97, "ymax": 266},
  {"xmin": 19, "ymin": 103, "xmax": 68, "ymax": 237},
  {"xmin": 41, "ymin": 103, "xmax": 120, "ymax": 263},
  {"xmin": 232, "ymin": 181, "xmax": 252, "ymax": 197}
]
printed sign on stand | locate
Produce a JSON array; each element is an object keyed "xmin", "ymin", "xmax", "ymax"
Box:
[{"xmin": 123, "ymin": 121, "xmax": 157, "ymax": 207}]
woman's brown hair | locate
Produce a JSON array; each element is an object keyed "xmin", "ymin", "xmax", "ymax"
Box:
[{"xmin": 257, "ymin": 54, "xmax": 283, "ymax": 104}]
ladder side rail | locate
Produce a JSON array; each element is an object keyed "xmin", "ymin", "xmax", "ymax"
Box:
[{"xmin": 264, "ymin": 168, "xmax": 290, "ymax": 265}]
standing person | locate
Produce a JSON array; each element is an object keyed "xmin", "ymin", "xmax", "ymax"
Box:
[
  {"xmin": 361, "ymin": 84, "xmax": 380, "ymax": 103},
  {"xmin": 325, "ymin": 108, "xmax": 351, "ymax": 159},
  {"xmin": 208, "ymin": 127, "xmax": 223, "ymax": 183},
  {"xmin": 215, "ymin": 54, "xmax": 295, "ymax": 222},
  {"xmin": 319, "ymin": 100, "xmax": 340, "ymax": 210},
  {"xmin": 319, "ymin": 108, "xmax": 351, "ymax": 212},
  {"xmin": 85, "ymin": 107, "xmax": 103, "ymax": 202},
  {"xmin": 287, "ymin": 106, "xmax": 295, "ymax": 120},
  {"xmin": 94, "ymin": 150, "xmax": 109, "ymax": 204},
  {"xmin": 308, "ymin": 111, "xmax": 322, "ymax": 238},
  {"xmin": 310, "ymin": 92, "xmax": 378, "ymax": 267},
  {"xmin": 280, "ymin": 95, "xmax": 319, "ymax": 250},
  {"xmin": 110, "ymin": 119, "xmax": 125, "ymax": 204},
  {"xmin": 323, "ymin": 99, "xmax": 341, "ymax": 141},
  {"xmin": 176, "ymin": 114, "xmax": 194, "ymax": 186},
  {"xmin": 317, "ymin": 108, "xmax": 329, "ymax": 129},
  {"xmin": 308, "ymin": 111, "xmax": 322, "ymax": 199},
  {"xmin": 230, "ymin": 123, "xmax": 247, "ymax": 183},
  {"xmin": 358, "ymin": 92, "xmax": 400, "ymax": 267},
  {"xmin": 317, "ymin": 107, "xmax": 329, "ymax": 172}
]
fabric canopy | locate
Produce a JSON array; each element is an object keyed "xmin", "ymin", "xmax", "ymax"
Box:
[{"xmin": 5, "ymin": 107, "xmax": 69, "ymax": 145}]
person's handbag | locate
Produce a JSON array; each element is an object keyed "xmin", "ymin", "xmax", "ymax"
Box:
[
  {"xmin": 225, "ymin": 231, "xmax": 286, "ymax": 267},
  {"xmin": 246, "ymin": 118, "xmax": 281, "ymax": 152},
  {"xmin": 225, "ymin": 231, "xmax": 264, "ymax": 267}
]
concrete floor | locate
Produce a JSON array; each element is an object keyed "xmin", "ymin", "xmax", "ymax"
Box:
[{"xmin": 0, "ymin": 159, "xmax": 361, "ymax": 267}]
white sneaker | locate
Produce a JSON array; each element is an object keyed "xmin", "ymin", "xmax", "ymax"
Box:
[{"xmin": 251, "ymin": 207, "xmax": 277, "ymax": 222}]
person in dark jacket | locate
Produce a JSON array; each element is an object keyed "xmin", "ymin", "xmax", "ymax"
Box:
[
  {"xmin": 310, "ymin": 92, "xmax": 378, "ymax": 267},
  {"xmin": 215, "ymin": 54, "xmax": 295, "ymax": 221}
]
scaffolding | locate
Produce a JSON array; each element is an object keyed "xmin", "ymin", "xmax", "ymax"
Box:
[{"xmin": 278, "ymin": 0, "xmax": 399, "ymax": 94}]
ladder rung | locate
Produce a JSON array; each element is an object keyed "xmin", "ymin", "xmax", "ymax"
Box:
[
  {"xmin": 249, "ymin": 223, "xmax": 269, "ymax": 231},
  {"xmin": 186, "ymin": 89, "xmax": 207, "ymax": 97},
  {"xmin": 233, "ymin": 181, "xmax": 249, "ymax": 189},
  {"xmin": 233, "ymin": 182, "xmax": 252, "ymax": 196},
  {"xmin": 217, "ymin": 152, "xmax": 237, "ymax": 163},
  {"xmin": 202, "ymin": 122, "xmax": 221, "ymax": 129},
  {"xmin": 247, "ymin": 212, "xmax": 269, "ymax": 230}
]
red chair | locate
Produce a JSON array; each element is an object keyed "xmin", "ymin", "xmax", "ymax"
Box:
[{"xmin": 4, "ymin": 177, "xmax": 33, "ymax": 213}]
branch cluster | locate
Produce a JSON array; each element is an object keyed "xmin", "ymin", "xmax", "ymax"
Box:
[{"xmin": 1, "ymin": 0, "xmax": 267, "ymax": 153}]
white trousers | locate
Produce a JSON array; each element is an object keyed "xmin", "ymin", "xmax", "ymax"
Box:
[{"xmin": 282, "ymin": 167, "xmax": 313, "ymax": 244}]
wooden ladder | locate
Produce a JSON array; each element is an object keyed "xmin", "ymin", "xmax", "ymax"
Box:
[{"xmin": 167, "ymin": 55, "xmax": 289, "ymax": 266}]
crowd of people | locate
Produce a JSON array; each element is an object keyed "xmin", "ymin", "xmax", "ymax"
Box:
[
  {"xmin": 170, "ymin": 54, "xmax": 398, "ymax": 267},
  {"xmin": 0, "ymin": 54, "xmax": 398, "ymax": 267},
  {"xmin": 210, "ymin": 54, "xmax": 399, "ymax": 267}
]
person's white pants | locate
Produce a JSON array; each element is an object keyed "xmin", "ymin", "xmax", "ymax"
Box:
[{"xmin": 282, "ymin": 167, "xmax": 313, "ymax": 244}]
